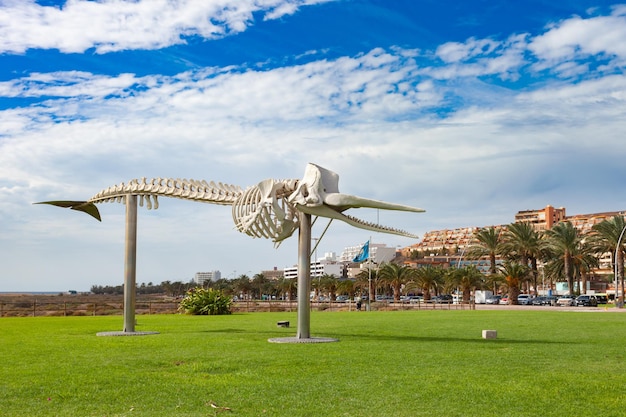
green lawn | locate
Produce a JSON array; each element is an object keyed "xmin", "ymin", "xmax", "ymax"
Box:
[{"xmin": 1, "ymin": 310, "xmax": 625, "ymax": 416}]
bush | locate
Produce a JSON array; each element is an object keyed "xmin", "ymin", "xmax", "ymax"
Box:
[{"xmin": 178, "ymin": 288, "xmax": 232, "ymax": 315}]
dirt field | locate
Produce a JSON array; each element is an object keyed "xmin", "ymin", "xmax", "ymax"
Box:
[{"xmin": 0, "ymin": 293, "xmax": 179, "ymax": 317}]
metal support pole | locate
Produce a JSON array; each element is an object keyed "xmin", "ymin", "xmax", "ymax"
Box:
[
  {"xmin": 123, "ymin": 194, "xmax": 137, "ymax": 332},
  {"xmin": 296, "ymin": 213, "xmax": 312, "ymax": 339}
]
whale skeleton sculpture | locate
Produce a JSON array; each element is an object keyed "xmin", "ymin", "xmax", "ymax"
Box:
[
  {"xmin": 38, "ymin": 163, "xmax": 424, "ymax": 339},
  {"xmin": 39, "ymin": 163, "xmax": 423, "ymax": 242}
]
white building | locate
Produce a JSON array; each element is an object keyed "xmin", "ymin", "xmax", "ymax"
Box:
[
  {"xmin": 340, "ymin": 243, "xmax": 396, "ymax": 264},
  {"xmin": 284, "ymin": 252, "xmax": 342, "ymax": 279},
  {"xmin": 341, "ymin": 242, "xmax": 398, "ymax": 279},
  {"xmin": 194, "ymin": 271, "xmax": 221, "ymax": 286}
]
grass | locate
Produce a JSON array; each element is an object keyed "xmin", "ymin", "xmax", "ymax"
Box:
[{"xmin": 1, "ymin": 310, "xmax": 625, "ymax": 416}]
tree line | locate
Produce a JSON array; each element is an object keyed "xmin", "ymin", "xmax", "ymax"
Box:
[
  {"xmin": 90, "ymin": 281, "xmax": 198, "ymax": 297},
  {"xmin": 89, "ymin": 215, "xmax": 626, "ymax": 306},
  {"xmin": 458, "ymin": 215, "xmax": 625, "ymax": 304},
  {"xmin": 335, "ymin": 215, "xmax": 624, "ymax": 305}
]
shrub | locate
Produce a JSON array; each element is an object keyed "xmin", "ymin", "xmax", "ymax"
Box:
[{"xmin": 178, "ymin": 287, "xmax": 232, "ymax": 315}]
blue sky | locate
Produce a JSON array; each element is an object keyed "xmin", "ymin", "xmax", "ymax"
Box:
[{"xmin": 1, "ymin": 0, "xmax": 626, "ymax": 292}]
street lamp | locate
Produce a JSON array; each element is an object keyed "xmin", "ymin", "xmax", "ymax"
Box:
[{"xmin": 456, "ymin": 245, "xmax": 467, "ymax": 268}]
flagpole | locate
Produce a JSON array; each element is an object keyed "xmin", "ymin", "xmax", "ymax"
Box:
[{"xmin": 352, "ymin": 239, "xmax": 371, "ymax": 310}]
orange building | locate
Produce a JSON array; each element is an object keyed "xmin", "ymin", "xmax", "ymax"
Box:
[{"xmin": 514, "ymin": 205, "xmax": 566, "ymax": 231}]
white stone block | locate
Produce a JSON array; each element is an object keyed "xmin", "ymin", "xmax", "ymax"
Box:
[{"xmin": 482, "ymin": 330, "xmax": 497, "ymax": 339}]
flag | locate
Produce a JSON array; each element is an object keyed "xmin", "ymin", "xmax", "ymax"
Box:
[{"xmin": 353, "ymin": 240, "xmax": 370, "ymax": 263}]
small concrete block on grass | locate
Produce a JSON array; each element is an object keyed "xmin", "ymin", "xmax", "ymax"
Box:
[{"xmin": 482, "ymin": 330, "xmax": 497, "ymax": 339}]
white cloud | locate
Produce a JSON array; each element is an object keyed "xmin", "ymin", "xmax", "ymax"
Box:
[
  {"xmin": 432, "ymin": 9, "xmax": 626, "ymax": 82},
  {"xmin": 428, "ymin": 33, "xmax": 529, "ymax": 82},
  {"xmin": 0, "ymin": 71, "xmax": 140, "ymax": 98},
  {"xmin": 0, "ymin": 0, "xmax": 334, "ymax": 54},
  {"xmin": 529, "ymin": 8, "xmax": 626, "ymax": 75},
  {"xmin": 436, "ymin": 37, "xmax": 499, "ymax": 63}
]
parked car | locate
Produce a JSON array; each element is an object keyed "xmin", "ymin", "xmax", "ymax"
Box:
[
  {"xmin": 485, "ymin": 295, "xmax": 502, "ymax": 304},
  {"xmin": 531, "ymin": 296, "xmax": 546, "ymax": 306},
  {"xmin": 595, "ymin": 294, "xmax": 608, "ymax": 304},
  {"xmin": 500, "ymin": 295, "xmax": 509, "ymax": 304},
  {"xmin": 409, "ymin": 296, "xmax": 424, "ymax": 304},
  {"xmin": 543, "ymin": 296, "xmax": 558, "ymax": 306},
  {"xmin": 575, "ymin": 295, "xmax": 598, "ymax": 307},
  {"xmin": 517, "ymin": 294, "xmax": 533, "ymax": 305},
  {"xmin": 530, "ymin": 296, "xmax": 557, "ymax": 306},
  {"xmin": 556, "ymin": 295, "xmax": 576, "ymax": 306},
  {"xmin": 431, "ymin": 294, "xmax": 453, "ymax": 303}
]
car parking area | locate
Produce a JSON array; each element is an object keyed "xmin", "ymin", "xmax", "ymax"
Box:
[{"xmin": 473, "ymin": 303, "xmax": 623, "ymax": 312}]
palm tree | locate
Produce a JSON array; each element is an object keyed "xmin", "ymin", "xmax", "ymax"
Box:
[
  {"xmin": 543, "ymin": 221, "xmax": 584, "ymax": 295},
  {"xmin": 336, "ymin": 279, "xmax": 355, "ymax": 299},
  {"xmin": 355, "ymin": 267, "xmax": 379, "ymax": 301},
  {"xmin": 457, "ymin": 266, "xmax": 484, "ymax": 303},
  {"xmin": 276, "ymin": 276, "xmax": 296, "ymax": 301},
  {"xmin": 466, "ymin": 226, "xmax": 504, "ymax": 296},
  {"xmin": 207, "ymin": 278, "xmax": 232, "ymax": 293},
  {"xmin": 572, "ymin": 249, "xmax": 600, "ymax": 296},
  {"xmin": 311, "ymin": 275, "xmax": 322, "ymax": 300},
  {"xmin": 442, "ymin": 266, "xmax": 483, "ymax": 303},
  {"xmin": 252, "ymin": 273, "xmax": 267, "ymax": 300},
  {"xmin": 498, "ymin": 261, "xmax": 529, "ymax": 304},
  {"xmin": 500, "ymin": 222, "xmax": 543, "ymax": 294},
  {"xmin": 466, "ymin": 226, "xmax": 503, "ymax": 275},
  {"xmin": 411, "ymin": 265, "xmax": 443, "ymax": 301},
  {"xmin": 378, "ymin": 263, "xmax": 416, "ymax": 302},
  {"xmin": 442, "ymin": 267, "xmax": 462, "ymax": 295},
  {"xmin": 588, "ymin": 215, "xmax": 626, "ymax": 305},
  {"xmin": 319, "ymin": 274, "xmax": 339, "ymax": 301},
  {"xmin": 542, "ymin": 222, "xmax": 599, "ymax": 295},
  {"xmin": 232, "ymin": 274, "xmax": 252, "ymax": 300}
]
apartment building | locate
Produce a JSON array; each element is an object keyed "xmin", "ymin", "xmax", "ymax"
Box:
[
  {"xmin": 514, "ymin": 205, "xmax": 566, "ymax": 231},
  {"xmin": 340, "ymin": 243, "xmax": 398, "ymax": 278},
  {"xmin": 194, "ymin": 271, "xmax": 221, "ymax": 286},
  {"xmin": 516, "ymin": 207, "xmax": 625, "ymax": 261},
  {"xmin": 402, "ymin": 226, "xmax": 486, "ymax": 256},
  {"xmin": 566, "ymin": 211, "xmax": 624, "ymax": 235},
  {"xmin": 340, "ymin": 243, "xmax": 396, "ymax": 264},
  {"xmin": 283, "ymin": 252, "xmax": 343, "ymax": 280},
  {"xmin": 405, "ymin": 206, "xmax": 625, "ymax": 258},
  {"xmin": 261, "ymin": 267, "xmax": 284, "ymax": 280}
]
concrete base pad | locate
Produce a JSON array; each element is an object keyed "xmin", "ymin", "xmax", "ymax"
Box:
[
  {"xmin": 268, "ymin": 337, "xmax": 339, "ymax": 344},
  {"xmin": 97, "ymin": 331, "xmax": 160, "ymax": 337}
]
